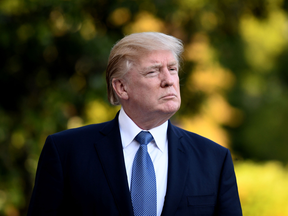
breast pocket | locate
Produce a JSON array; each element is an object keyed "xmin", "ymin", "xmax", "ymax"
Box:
[{"xmin": 188, "ymin": 194, "xmax": 216, "ymax": 216}]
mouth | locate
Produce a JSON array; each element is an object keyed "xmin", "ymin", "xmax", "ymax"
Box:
[{"xmin": 161, "ymin": 94, "xmax": 177, "ymax": 100}]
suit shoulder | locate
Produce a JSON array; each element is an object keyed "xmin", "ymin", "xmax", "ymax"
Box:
[
  {"xmin": 47, "ymin": 119, "xmax": 116, "ymax": 146},
  {"xmin": 42, "ymin": 119, "xmax": 118, "ymax": 156},
  {"xmin": 53, "ymin": 121, "xmax": 108, "ymax": 137}
]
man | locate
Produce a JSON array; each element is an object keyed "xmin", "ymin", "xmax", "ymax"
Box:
[{"xmin": 28, "ymin": 32, "xmax": 242, "ymax": 216}]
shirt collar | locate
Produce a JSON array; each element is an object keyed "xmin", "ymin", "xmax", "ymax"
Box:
[{"xmin": 118, "ymin": 108, "xmax": 168, "ymax": 152}]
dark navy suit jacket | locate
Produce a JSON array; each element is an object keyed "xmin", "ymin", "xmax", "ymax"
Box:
[{"xmin": 28, "ymin": 114, "xmax": 242, "ymax": 216}]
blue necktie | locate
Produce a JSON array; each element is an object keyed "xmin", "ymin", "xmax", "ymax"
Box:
[{"xmin": 131, "ymin": 131, "xmax": 157, "ymax": 216}]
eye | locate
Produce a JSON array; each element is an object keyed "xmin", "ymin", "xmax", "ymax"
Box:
[
  {"xmin": 146, "ymin": 70, "xmax": 159, "ymax": 76},
  {"xmin": 169, "ymin": 67, "xmax": 178, "ymax": 73}
]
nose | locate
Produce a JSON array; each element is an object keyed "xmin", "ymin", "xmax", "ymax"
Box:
[{"xmin": 160, "ymin": 68, "xmax": 175, "ymax": 88}]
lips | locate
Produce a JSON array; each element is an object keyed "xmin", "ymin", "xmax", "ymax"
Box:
[{"xmin": 161, "ymin": 94, "xmax": 177, "ymax": 99}]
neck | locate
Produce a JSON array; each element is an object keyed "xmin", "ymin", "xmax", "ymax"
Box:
[{"xmin": 123, "ymin": 109, "xmax": 173, "ymax": 130}]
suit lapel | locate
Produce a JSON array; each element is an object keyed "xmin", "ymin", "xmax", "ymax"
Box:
[
  {"xmin": 161, "ymin": 122, "xmax": 189, "ymax": 216},
  {"xmin": 94, "ymin": 115, "xmax": 134, "ymax": 216}
]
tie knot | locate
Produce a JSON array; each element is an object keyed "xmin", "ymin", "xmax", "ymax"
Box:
[{"xmin": 135, "ymin": 131, "xmax": 154, "ymax": 146}]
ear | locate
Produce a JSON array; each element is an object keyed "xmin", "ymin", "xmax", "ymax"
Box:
[{"xmin": 112, "ymin": 78, "xmax": 129, "ymax": 100}]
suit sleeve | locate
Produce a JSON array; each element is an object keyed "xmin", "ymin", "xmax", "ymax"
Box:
[
  {"xmin": 216, "ymin": 149, "xmax": 242, "ymax": 216},
  {"xmin": 27, "ymin": 135, "xmax": 64, "ymax": 216}
]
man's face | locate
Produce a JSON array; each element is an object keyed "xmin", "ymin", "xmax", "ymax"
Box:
[{"xmin": 122, "ymin": 50, "xmax": 181, "ymax": 127}]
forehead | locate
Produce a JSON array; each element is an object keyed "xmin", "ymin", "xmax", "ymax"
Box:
[{"xmin": 137, "ymin": 50, "xmax": 178, "ymax": 67}]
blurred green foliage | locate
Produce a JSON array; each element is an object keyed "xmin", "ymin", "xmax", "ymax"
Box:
[
  {"xmin": 1, "ymin": 0, "xmax": 288, "ymax": 215},
  {"xmin": 235, "ymin": 161, "xmax": 288, "ymax": 216}
]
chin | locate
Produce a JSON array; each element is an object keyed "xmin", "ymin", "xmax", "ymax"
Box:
[{"xmin": 161, "ymin": 104, "xmax": 180, "ymax": 115}]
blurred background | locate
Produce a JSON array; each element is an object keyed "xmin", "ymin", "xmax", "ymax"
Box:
[{"xmin": 1, "ymin": 0, "xmax": 288, "ymax": 215}]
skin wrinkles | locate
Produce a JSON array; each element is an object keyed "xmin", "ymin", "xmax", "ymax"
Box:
[
  {"xmin": 112, "ymin": 50, "xmax": 181, "ymax": 130},
  {"xmin": 141, "ymin": 61, "xmax": 178, "ymax": 76}
]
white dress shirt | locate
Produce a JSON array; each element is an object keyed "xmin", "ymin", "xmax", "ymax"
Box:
[{"xmin": 118, "ymin": 108, "xmax": 168, "ymax": 216}]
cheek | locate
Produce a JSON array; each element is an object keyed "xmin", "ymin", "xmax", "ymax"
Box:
[{"xmin": 175, "ymin": 82, "xmax": 180, "ymax": 93}]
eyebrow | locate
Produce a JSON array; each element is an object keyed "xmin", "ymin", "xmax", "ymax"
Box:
[
  {"xmin": 168, "ymin": 61, "xmax": 178, "ymax": 67},
  {"xmin": 143, "ymin": 61, "xmax": 178, "ymax": 71}
]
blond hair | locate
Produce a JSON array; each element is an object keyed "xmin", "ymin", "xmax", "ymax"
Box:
[{"xmin": 106, "ymin": 32, "xmax": 183, "ymax": 105}]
